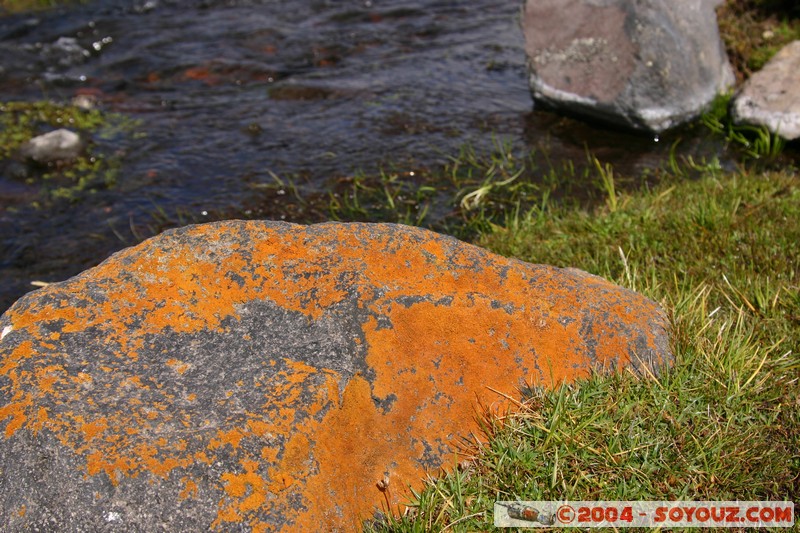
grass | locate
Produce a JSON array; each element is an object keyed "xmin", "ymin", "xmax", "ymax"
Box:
[
  {"xmin": 364, "ymin": 159, "xmax": 799, "ymax": 531},
  {"xmin": 701, "ymin": 93, "xmax": 787, "ymax": 162},
  {"xmin": 241, "ymin": 137, "xmax": 656, "ymax": 244}
]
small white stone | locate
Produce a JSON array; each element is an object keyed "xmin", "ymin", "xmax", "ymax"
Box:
[
  {"xmin": 72, "ymin": 94, "xmax": 97, "ymax": 110},
  {"xmin": 1, "ymin": 325, "xmax": 11, "ymax": 340},
  {"xmin": 20, "ymin": 129, "xmax": 83, "ymax": 163}
]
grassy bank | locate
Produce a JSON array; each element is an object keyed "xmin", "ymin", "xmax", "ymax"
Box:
[{"xmin": 367, "ymin": 158, "xmax": 799, "ymax": 531}]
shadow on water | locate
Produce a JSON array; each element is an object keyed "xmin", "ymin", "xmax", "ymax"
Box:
[{"xmin": 0, "ymin": 0, "xmax": 758, "ymax": 312}]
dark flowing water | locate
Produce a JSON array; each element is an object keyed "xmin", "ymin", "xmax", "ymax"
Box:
[{"xmin": 0, "ymin": 0, "xmax": 731, "ymax": 312}]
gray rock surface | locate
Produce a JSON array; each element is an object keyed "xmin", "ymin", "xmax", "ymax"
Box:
[
  {"xmin": 521, "ymin": 0, "xmax": 734, "ymax": 132},
  {"xmin": 0, "ymin": 221, "xmax": 672, "ymax": 531},
  {"xmin": 732, "ymin": 40, "xmax": 800, "ymax": 140},
  {"xmin": 20, "ymin": 128, "xmax": 82, "ymax": 163}
]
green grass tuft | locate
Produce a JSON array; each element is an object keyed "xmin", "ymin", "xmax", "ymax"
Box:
[{"xmin": 701, "ymin": 93, "xmax": 786, "ymax": 162}]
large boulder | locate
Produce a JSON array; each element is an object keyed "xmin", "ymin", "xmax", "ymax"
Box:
[
  {"xmin": 521, "ymin": 0, "xmax": 734, "ymax": 132},
  {"xmin": 0, "ymin": 221, "xmax": 671, "ymax": 531},
  {"xmin": 732, "ymin": 40, "xmax": 800, "ymax": 140}
]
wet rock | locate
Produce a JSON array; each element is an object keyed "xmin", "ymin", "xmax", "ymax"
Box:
[
  {"xmin": 521, "ymin": 0, "xmax": 734, "ymax": 132},
  {"xmin": 732, "ymin": 40, "xmax": 800, "ymax": 140},
  {"xmin": 19, "ymin": 129, "xmax": 82, "ymax": 164},
  {"xmin": 0, "ymin": 221, "xmax": 671, "ymax": 531}
]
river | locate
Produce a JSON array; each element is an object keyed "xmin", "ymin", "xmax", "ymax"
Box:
[{"xmin": 1, "ymin": 0, "xmax": 731, "ymax": 312}]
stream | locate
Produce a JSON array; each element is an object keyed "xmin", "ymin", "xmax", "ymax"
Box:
[{"xmin": 1, "ymin": 0, "xmax": 734, "ymax": 312}]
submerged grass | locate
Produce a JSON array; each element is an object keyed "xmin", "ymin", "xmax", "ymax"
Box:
[
  {"xmin": 245, "ymin": 137, "xmax": 651, "ymax": 242},
  {"xmin": 368, "ymin": 161, "xmax": 799, "ymax": 531}
]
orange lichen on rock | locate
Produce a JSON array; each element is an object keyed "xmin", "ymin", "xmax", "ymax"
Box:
[
  {"xmin": 79, "ymin": 417, "xmax": 108, "ymax": 443},
  {"xmin": 0, "ymin": 221, "xmax": 671, "ymax": 531},
  {"xmin": 0, "ymin": 392, "xmax": 32, "ymax": 438}
]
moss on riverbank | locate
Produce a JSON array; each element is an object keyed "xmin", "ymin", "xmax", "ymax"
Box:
[
  {"xmin": 0, "ymin": 100, "xmax": 138, "ymax": 202},
  {"xmin": 717, "ymin": 0, "xmax": 800, "ymax": 80}
]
